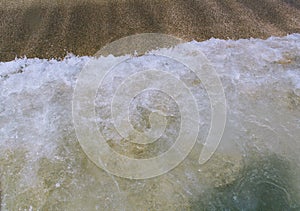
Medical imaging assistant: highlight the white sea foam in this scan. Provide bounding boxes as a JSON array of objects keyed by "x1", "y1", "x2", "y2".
[{"x1": 0, "y1": 34, "x2": 300, "y2": 210}]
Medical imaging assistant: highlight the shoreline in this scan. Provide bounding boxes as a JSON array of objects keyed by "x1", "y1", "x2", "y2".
[{"x1": 1, "y1": 0, "x2": 300, "y2": 61}]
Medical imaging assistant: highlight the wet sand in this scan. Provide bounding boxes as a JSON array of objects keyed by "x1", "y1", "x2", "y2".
[{"x1": 1, "y1": 0, "x2": 300, "y2": 61}]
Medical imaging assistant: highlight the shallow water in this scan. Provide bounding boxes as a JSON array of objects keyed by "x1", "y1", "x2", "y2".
[{"x1": 0, "y1": 34, "x2": 300, "y2": 210}]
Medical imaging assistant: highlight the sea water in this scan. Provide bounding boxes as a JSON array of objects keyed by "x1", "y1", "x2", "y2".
[{"x1": 0, "y1": 34, "x2": 300, "y2": 210}]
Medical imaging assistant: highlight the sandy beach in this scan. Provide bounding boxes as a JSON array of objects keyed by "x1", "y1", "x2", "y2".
[
  {"x1": 1, "y1": 0, "x2": 300, "y2": 61},
  {"x1": 1, "y1": 1, "x2": 300, "y2": 210}
]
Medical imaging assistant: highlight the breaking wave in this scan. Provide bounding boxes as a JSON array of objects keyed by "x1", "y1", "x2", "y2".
[{"x1": 0, "y1": 34, "x2": 300, "y2": 210}]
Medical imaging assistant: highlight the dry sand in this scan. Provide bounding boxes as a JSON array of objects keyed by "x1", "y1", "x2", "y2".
[{"x1": 1, "y1": 0, "x2": 300, "y2": 61}]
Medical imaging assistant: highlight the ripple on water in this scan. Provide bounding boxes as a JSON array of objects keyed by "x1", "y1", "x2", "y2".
[{"x1": 190, "y1": 152, "x2": 300, "y2": 210}]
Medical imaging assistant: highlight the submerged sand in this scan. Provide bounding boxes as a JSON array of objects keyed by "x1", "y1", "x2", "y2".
[
  {"x1": 1, "y1": 34, "x2": 300, "y2": 210},
  {"x1": 0, "y1": 0, "x2": 300, "y2": 60}
]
